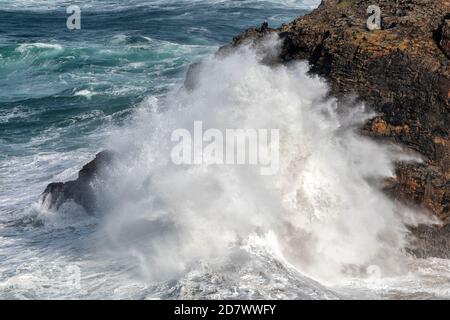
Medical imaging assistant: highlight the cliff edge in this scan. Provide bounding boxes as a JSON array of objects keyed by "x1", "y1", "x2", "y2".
[{"x1": 229, "y1": 0, "x2": 449, "y2": 224}]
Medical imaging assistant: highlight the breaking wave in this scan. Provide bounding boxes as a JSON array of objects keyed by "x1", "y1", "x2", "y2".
[{"x1": 97, "y1": 37, "x2": 427, "y2": 285}]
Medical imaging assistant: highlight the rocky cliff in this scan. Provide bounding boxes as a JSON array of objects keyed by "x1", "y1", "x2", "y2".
[
  {"x1": 229, "y1": 0, "x2": 449, "y2": 224},
  {"x1": 41, "y1": 0, "x2": 449, "y2": 257},
  {"x1": 221, "y1": 0, "x2": 450, "y2": 257}
]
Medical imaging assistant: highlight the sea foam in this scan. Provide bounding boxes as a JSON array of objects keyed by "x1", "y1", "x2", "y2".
[{"x1": 98, "y1": 37, "x2": 427, "y2": 283}]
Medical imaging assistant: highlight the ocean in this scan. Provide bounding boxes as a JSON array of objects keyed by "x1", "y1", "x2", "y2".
[{"x1": 1, "y1": 0, "x2": 449, "y2": 299}]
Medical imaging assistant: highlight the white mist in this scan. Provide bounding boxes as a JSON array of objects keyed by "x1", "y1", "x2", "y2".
[{"x1": 100, "y1": 37, "x2": 426, "y2": 284}]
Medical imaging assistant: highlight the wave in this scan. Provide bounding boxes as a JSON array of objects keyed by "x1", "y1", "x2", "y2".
[
  {"x1": 0, "y1": 38, "x2": 213, "y2": 101},
  {"x1": 82, "y1": 37, "x2": 429, "y2": 286},
  {"x1": 15, "y1": 42, "x2": 63, "y2": 53}
]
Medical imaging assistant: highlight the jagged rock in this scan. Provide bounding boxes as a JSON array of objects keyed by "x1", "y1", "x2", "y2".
[
  {"x1": 184, "y1": 61, "x2": 204, "y2": 91},
  {"x1": 227, "y1": 0, "x2": 449, "y2": 257},
  {"x1": 40, "y1": 150, "x2": 114, "y2": 214},
  {"x1": 385, "y1": 162, "x2": 449, "y2": 223},
  {"x1": 408, "y1": 224, "x2": 450, "y2": 259},
  {"x1": 219, "y1": 21, "x2": 276, "y2": 56},
  {"x1": 437, "y1": 16, "x2": 450, "y2": 59}
]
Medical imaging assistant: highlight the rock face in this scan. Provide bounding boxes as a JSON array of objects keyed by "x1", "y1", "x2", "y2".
[
  {"x1": 225, "y1": 0, "x2": 450, "y2": 256},
  {"x1": 438, "y1": 17, "x2": 450, "y2": 59},
  {"x1": 40, "y1": 150, "x2": 114, "y2": 214},
  {"x1": 42, "y1": 1, "x2": 449, "y2": 257},
  {"x1": 408, "y1": 224, "x2": 450, "y2": 258},
  {"x1": 229, "y1": 1, "x2": 449, "y2": 219}
]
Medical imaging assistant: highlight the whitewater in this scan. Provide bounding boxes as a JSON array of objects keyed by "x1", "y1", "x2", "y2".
[{"x1": 1, "y1": 0, "x2": 449, "y2": 299}]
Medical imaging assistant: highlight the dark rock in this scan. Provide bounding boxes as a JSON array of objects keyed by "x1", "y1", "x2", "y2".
[
  {"x1": 184, "y1": 61, "x2": 204, "y2": 91},
  {"x1": 385, "y1": 162, "x2": 449, "y2": 223},
  {"x1": 408, "y1": 224, "x2": 450, "y2": 259},
  {"x1": 218, "y1": 21, "x2": 277, "y2": 57},
  {"x1": 438, "y1": 17, "x2": 450, "y2": 59},
  {"x1": 259, "y1": 21, "x2": 269, "y2": 33},
  {"x1": 40, "y1": 150, "x2": 114, "y2": 214}
]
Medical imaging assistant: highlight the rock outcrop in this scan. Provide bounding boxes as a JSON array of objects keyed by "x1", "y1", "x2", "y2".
[
  {"x1": 40, "y1": 150, "x2": 114, "y2": 214},
  {"x1": 228, "y1": 0, "x2": 449, "y2": 226},
  {"x1": 224, "y1": 0, "x2": 450, "y2": 257},
  {"x1": 408, "y1": 223, "x2": 450, "y2": 258}
]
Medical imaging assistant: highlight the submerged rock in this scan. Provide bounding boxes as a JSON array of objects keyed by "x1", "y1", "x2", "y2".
[
  {"x1": 40, "y1": 150, "x2": 114, "y2": 214},
  {"x1": 184, "y1": 61, "x2": 204, "y2": 91}
]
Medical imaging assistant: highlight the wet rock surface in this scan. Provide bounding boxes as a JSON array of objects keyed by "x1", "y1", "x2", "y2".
[
  {"x1": 40, "y1": 150, "x2": 114, "y2": 214},
  {"x1": 408, "y1": 224, "x2": 450, "y2": 259}
]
